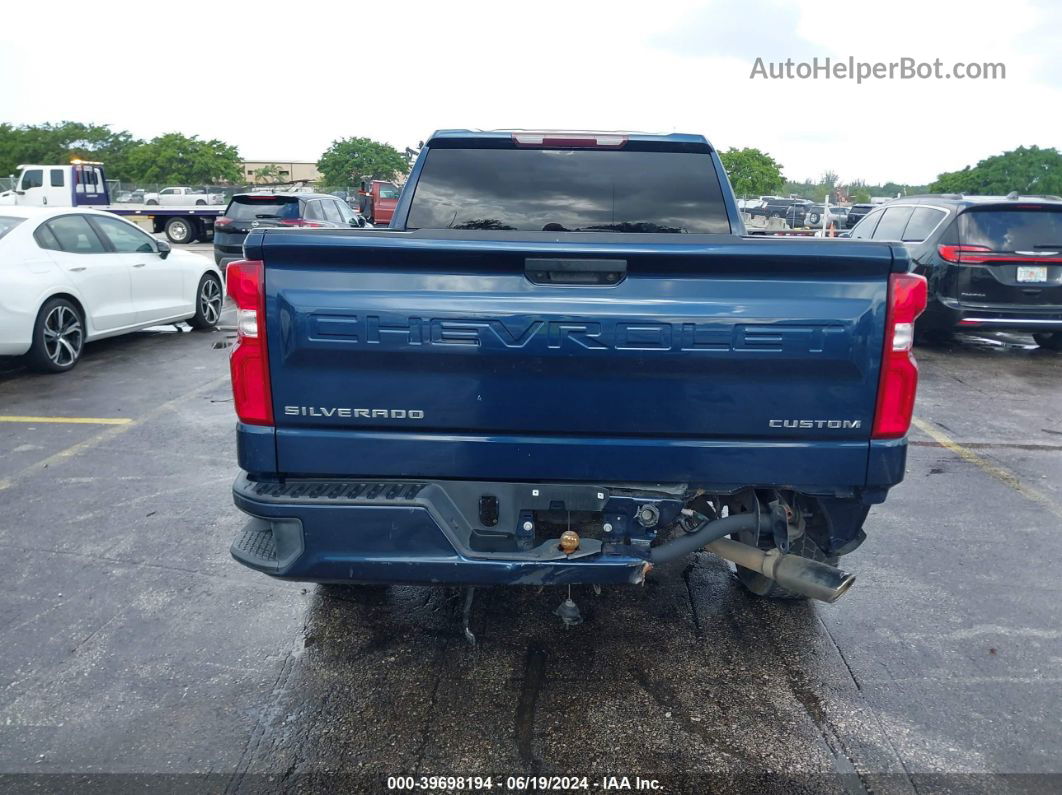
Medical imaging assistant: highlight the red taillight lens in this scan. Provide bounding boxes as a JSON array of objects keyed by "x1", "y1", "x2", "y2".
[
  {"x1": 278, "y1": 219, "x2": 323, "y2": 227},
  {"x1": 872, "y1": 272, "x2": 928, "y2": 439},
  {"x1": 215, "y1": 216, "x2": 232, "y2": 228},
  {"x1": 938, "y1": 244, "x2": 1062, "y2": 264},
  {"x1": 226, "y1": 260, "x2": 273, "y2": 426},
  {"x1": 938, "y1": 244, "x2": 990, "y2": 263}
]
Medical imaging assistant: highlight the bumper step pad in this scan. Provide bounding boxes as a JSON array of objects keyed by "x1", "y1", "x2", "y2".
[
  {"x1": 249, "y1": 479, "x2": 427, "y2": 504},
  {"x1": 233, "y1": 523, "x2": 277, "y2": 565}
]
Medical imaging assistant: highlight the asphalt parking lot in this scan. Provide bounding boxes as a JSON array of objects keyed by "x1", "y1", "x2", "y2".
[{"x1": 1, "y1": 258, "x2": 1060, "y2": 792}]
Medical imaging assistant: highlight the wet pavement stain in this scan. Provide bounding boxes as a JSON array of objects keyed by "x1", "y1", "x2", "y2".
[{"x1": 514, "y1": 643, "x2": 548, "y2": 770}]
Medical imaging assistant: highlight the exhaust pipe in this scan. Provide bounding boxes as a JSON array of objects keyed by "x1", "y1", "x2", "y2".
[
  {"x1": 647, "y1": 512, "x2": 856, "y2": 603},
  {"x1": 705, "y1": 537, "x2": 855, "y2": 603},
  {"x1": 649, "y1": 513, "x2": 764, "y2": 565}
]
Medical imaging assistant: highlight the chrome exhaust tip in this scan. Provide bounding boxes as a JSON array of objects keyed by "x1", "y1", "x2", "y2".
[
  {"x1": 773, "y1": 554, "x2": 856, "y2": 603},
  {"x1": 705, "y1": 537, "x2": 856, "y2": 603}
]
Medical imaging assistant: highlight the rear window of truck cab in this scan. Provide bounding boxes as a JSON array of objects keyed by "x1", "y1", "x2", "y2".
[{"x1": 406, "y1": 147, "x2": 730, "y2": 234}]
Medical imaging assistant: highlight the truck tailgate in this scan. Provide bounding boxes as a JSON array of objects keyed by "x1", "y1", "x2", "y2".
[{"x1": 256, "y1": 231, "x2": 898, "y2": 487}]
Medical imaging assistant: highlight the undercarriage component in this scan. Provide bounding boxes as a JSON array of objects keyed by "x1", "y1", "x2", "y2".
[
  {"x1": 636, "y1": 503, "x2": 661, "y2": 528},
  {"x1": 648, "y1": 513, "x2": 765, "y2": 565},
  {"x1": 554, "y1": 594, "x2": 583, "y2": 627},
  {"x1": 645, "y1": 509, "x2": 856, "y2": 603}
]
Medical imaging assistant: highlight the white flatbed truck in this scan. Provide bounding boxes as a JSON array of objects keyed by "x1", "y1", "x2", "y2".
[{"x1": 0, "y1": 161, "x2": 225, "y2": 244}]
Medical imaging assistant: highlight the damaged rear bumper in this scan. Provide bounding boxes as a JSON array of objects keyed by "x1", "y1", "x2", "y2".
[{"x1": 230, "y1": 473, "x2": 674, "y2": 585}]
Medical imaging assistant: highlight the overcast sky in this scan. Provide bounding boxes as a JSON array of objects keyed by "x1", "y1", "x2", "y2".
[{"x1": 2, "y1": 0, "x2": 1058, "y2": 185}]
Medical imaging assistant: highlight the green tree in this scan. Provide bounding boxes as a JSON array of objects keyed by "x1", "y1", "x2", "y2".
[
  {"x1": 850, "y1": 188, "x2": 872, "y2": 204},
  {"x1": 718, "y1": 147, "x2": 784, "y2": 198},
  {"x1": 124, "y1": 132, "x2": 242, "y2": 184},
  {"x1": 929, "y1": 168, "x2": 972, "y2": 193},
  {"x1": 0, "y1": 121, "x2": 142, "y2": 179},
  {"x1": 317, "y1": 137, "x2": 407, "y2": 186},
  {"x1": 930, "y1": 146, "x2": 1062, "y2": 195}
]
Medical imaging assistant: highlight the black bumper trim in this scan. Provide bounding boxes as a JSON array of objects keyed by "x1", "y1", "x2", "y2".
[{"x1": 246, "y1": 477, "x2": 428, "y2": 504}]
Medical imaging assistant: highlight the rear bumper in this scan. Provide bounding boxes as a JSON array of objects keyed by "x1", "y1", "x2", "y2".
[
  {"x1": 213, "y1": 242, "x2": 245, "y2": 269},
  {"x1": 0, "y1": 337, "x2": 31, "y2": 356},
  {"x1": 213, "y1": 233, "x2": 246, "y2": 264},
  {"x1": 230, "y1": 473, "x2": 658, "y2": 585},
  {"x1": 931, "y1": 297, "x2": 1062, "y2": 332},
  {"x1": 229, "y1": 443, "x2": 903, "y2": 585},
  {"x1": 0, "y1": 300, "x2": 33, "y2": 355}
]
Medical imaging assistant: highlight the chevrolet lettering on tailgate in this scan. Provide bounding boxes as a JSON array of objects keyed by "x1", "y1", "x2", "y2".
[{"x1": 311, "y1": 314, "x2": 849, "y2": 354}]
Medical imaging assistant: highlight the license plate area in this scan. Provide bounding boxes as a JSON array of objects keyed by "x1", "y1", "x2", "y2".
[
  {"x1": 459, "y1": 483, "x2": 685, "y2": 558},
  {"x1": 1017, "y1": 265, "x2": 1048, "y2": 283}
]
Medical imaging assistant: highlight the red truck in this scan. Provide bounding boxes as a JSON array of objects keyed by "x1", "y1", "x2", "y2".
[{"x1": 357, "y1": 180, "x2": 402, "y2": 226}]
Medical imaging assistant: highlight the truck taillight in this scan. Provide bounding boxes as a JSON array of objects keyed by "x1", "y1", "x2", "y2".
[
  {"x1": 872, "y1": 272, "x2": 927, "y2": 439},
  {"x1": 226, "y1": 260, "x2": 273, "y2": 426}
]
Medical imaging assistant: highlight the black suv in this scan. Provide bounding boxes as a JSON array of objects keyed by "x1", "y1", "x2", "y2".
[
  {"x1": 849, "y1": 195, "x2": 1062, "y2": 348},
  {"x1": 845, "y1": 203, "x2": 876, "y2": 228},
  {"x1": 213, "y1": 192, "x2": 366, "y2": 270},
  {"x1": 749, "y1": 197, "x2": 811, "y2": 222}
]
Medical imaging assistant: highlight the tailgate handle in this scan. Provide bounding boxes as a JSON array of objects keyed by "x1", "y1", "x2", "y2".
[{"x1": 525, "y1": 258, "x2": 627, "y2": 286}]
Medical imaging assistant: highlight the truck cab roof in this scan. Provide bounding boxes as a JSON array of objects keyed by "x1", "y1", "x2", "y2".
[{"x1": 426, "y1": 129, "x2": 716, "y2": 150}]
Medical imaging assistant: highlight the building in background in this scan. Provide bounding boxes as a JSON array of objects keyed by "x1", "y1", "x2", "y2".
[{"x1": 241, "y1": 160, "x2": 322, "y2": 185}]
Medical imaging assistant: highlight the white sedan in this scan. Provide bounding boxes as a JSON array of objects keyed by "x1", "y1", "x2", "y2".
[{"x1": 0, "y1": 207, "x2": 223, "y2": 373}]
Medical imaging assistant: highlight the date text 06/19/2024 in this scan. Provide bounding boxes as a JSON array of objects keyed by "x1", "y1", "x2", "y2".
[{"x1": 385, "y1": 775, "x2": 663, "y2": 791}]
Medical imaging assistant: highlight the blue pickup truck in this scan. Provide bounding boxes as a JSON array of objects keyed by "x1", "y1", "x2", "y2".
[{"x1": 225, "y1": 130, "x2": 926, "y2": 615}]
